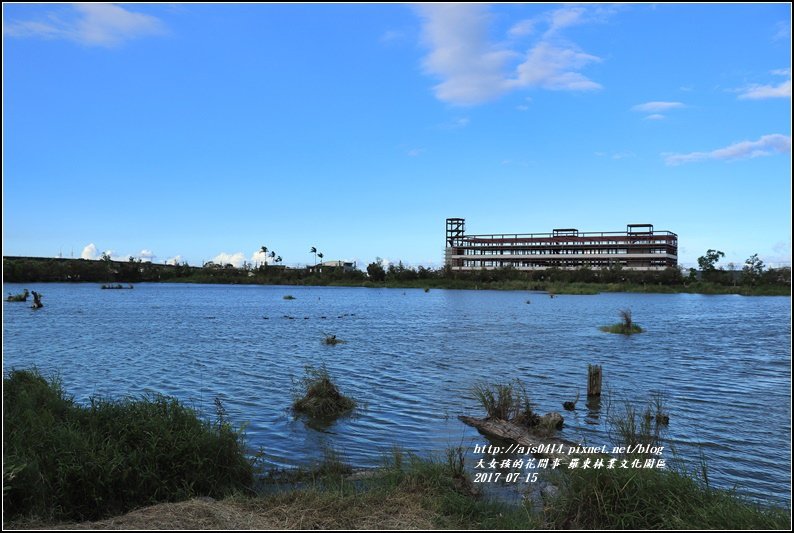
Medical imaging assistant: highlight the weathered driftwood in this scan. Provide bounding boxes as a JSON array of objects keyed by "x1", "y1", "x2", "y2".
[
  {"x1": 31, "y1": 291, "x2": 43, "y2": 309},
  {"x1": 459, "y1": 415, "x2": 576, "y2": 463},
  {"x1": 6, "y1": 289, "x2": 29, "y2": 302},
  {"x1": 587, "y1": 365, "x2": 601, "y2": 397}
]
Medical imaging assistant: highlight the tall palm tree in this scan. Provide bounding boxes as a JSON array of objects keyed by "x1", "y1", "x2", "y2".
[
  {"x1": 317, "y1": 252, "x2": 324, "y2": 266},
  {"x1": 260, "y1": 246, "x2": 268, "y2": 269},
  {"x1": 310, "y1": 246, "x2": 317, "y2": 267},
  {"x1": 276, "y1": 255, "x2": 282, "y2": 265}
]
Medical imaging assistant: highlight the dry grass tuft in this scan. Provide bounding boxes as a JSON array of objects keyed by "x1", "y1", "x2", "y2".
[{"x1": 48, "y1": 491, "x2": 435, "y2": 530}]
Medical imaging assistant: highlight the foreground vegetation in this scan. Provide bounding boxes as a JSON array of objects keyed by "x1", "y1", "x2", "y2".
[
  {"x1": 4, "y1": 255, "x2": 789, "y2": 296},
  {"x1": 544, "y1": 462, "x2": 789, "y2": 529},
  {"x1": 3, "y1": 369, "x2": 254, "y2": 523},
  {"x1": 3, "y1": 370, "x2": 789, "y2": 529}
]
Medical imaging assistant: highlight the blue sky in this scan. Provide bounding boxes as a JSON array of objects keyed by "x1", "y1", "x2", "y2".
[{"x1": 3, "y1": 3, "x2": 791, "y2": 269}]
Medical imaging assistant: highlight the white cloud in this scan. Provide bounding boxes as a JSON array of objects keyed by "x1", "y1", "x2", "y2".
[
  {"x1": 5, "y1": 4, "x2": 165, "y2": 47},
  {"x1": 772, "y1": 241, "x2": 791, "y2": 256},
  {"x1": 511, "y1": 42, "x2": 601, "y2": 91},
  {"x1": 81, "y1": 243, "x2": 99, "y2": 260},
  {"x1": 737, "y1": 80, "x2": 791, "y2": 100},
  {"x1": 546, "y1": 7, "x2": 586, "y2": 35},
  {"x1": 416, "y1": 4, "x2": 601, "y2": 105},
  {"x1": 380, "y1": 29, "x2": 407, "y2": 45},
  {"x1": 665, "y1": 134, "x2": 791, "y2": 166},
  {"x1": 508, "y1": 19, "x2": 535, "y2": 38},
  {"x1": 773, "y1": 20, "x2": 790, "y2": 42},
  {"x1": 213, "y1": 252, "x2": 246, "y2": 268},
  {"x1": 417, "y1": 4, "x2": 516, "y2": 105},
  {"x1": 611, "y1": 152, "x2": 634, "y2": 160},
  {"x1": 735, "y1": 68, "x2": 791, "y2": 100},
  {"x1": 439, "y1": 117, "x2": 470, "y2": 129},
  {"x1": 631, "y1": 101, "x2": 685, "y2": 113},
  {"x1": 166, "y1": 255, "x2": 182, "y2": 266},
  {"x1": 644, "y1": 114, "x2": 666, "y2": 120},
  {"x1": 595, "y1": 151, "x2": 634, "y2": 160},
  {"x1": 764, "y1": 241, "x2": 792, "y2": 267},
  {"x1": 139, "y1": 249, "x2": 156, "y2": 262}
]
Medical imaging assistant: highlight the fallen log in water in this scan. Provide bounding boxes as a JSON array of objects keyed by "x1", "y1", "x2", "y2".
[{"x1": 459, "y1": 415, "x2": 583, "y2": 464}]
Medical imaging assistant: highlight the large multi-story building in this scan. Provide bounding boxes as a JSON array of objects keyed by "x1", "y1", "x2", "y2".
[{"x1": 444, "y1": 218, "x2": 677, "y2": 271}]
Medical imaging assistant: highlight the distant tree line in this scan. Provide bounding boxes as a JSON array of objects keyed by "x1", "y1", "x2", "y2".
[
  {"x1": 4, "y1": 251, "x2": 790, "y2": 290},
  {"x1": 365, "y1": 253, "x2": 789, "y2": 288},
  {"x1": 2, "y1": 257, "x2": 196, "y2": 283}
]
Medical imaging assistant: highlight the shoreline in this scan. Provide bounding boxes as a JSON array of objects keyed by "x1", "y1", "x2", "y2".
[{"x1": 4, "y1": 277, "x2": 790, "y2": 296}]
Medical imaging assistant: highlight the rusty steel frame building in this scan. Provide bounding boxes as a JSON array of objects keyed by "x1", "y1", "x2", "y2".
[{"x1": 444, "y1": 218, "x2": 678, "y2": 271}]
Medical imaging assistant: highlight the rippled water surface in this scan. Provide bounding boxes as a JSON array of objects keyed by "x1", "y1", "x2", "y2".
[{"x1": 2, "y1": 283, "x2": 791, "y2": 505}]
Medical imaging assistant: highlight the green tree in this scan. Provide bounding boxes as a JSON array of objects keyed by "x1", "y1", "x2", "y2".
[
  {"x1": 259, "y1": 246, "x2": 268, "y2": 270},
  {"x1": 310, "y1": 246, "x2": 317, "y2": 266},
  {"x1": 741, "y1": 253, "x2": 765, "y2": 285},
  {"x1": 697, "y1": 249, "x2": 724, "y2": 282},
  {"x1": 367, "y1": 260, "x2": 386, "y2": 282},
  {"x1": 367, "y1": 263, "x2": 386, "y2": 281},
  {"x1": 697, "y1": 249, "x2": 725, "y2": 271}
]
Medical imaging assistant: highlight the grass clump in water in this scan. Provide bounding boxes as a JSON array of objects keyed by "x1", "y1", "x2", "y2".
[
  {"x1": 291, "y1": 364, "x2": 356, "y2": 420},
  {"x1": 600, "y1": 308, "x2": 644, "y2": 335},
  {"x1": 471, "y1": 379, "x2": 540, "y2": 427},
  {"x1": 322, "y1": 333, "x2": 346, "y2": 345},
  {"x1": 282, "y1": 294, "x2": 296, "y2": 300},
  {"x1": 607, "y1": 396, "x2": 664, "y2": 452},
  {"x1": 2, "y1": 368, "x2": 255, "y2": 523}
]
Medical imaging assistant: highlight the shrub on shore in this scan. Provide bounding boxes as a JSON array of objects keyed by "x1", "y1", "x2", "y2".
[{"x1": 2, "y1": 369, "x2": 254, "y2": 522}]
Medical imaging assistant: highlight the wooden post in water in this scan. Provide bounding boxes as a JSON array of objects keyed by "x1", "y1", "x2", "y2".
[{"x1": 587, "y1": 364, "x2": 602, "y2": 397}]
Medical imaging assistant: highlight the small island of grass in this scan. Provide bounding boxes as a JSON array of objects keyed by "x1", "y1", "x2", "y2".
[
  {"x1": 600, "y1": 309, "x2": 644, "y2": 335},
  {"x1": 292, "y1": 364, "x2": 355, "y2": 420}
]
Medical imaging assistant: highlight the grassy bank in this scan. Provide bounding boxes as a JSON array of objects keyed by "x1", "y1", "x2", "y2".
[
  {"x1": 14, "y1": 448, "x2": 790, "y2": 530},
  {"x1": 544, "y1": 463, "x2": 789, "y2": 529},
  {"x1": 3, "y1": 369, "x2": 254, "y2": 523}
]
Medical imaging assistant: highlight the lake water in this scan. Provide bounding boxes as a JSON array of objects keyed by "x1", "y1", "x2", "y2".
[{"x1": 2, "y1": 283, "x2": 791, "y2": 506}]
